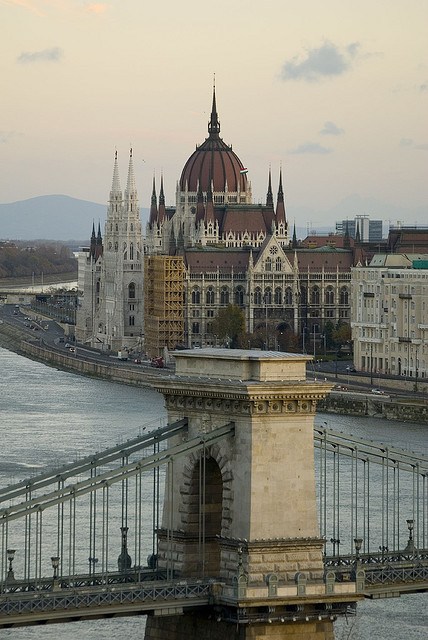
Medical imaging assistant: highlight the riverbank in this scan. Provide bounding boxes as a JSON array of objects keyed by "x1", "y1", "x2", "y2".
[{"x1": 1, "y1": 320, "x2": 427, "y2": 424}]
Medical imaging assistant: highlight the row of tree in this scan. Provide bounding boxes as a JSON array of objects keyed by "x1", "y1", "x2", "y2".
[
  {"x1": 0, "y1": 243, "x2": 77, "y2": 279},
  {"x1": 213, "y1": 305, "x2": 352, "y2": 353}
]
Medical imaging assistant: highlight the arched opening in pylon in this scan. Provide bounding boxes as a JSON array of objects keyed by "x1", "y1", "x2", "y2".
[{"x1": 186, "y1": 455, "x2": 223, "y2": 576}]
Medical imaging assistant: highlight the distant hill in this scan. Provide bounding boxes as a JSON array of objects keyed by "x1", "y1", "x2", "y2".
[{"x1": 0, "y1": 195, "x2": 150, "y2": 243}]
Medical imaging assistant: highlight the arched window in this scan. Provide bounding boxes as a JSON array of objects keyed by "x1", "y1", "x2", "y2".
[
  {"x1": 129, "y1": 243, "x2": 134, "y2": 260},
  {"x1": 325, "y1": 287, "x2": 334, "y2": 305},
  {"x1": 340, "y1": 287, "x2": 349, "y2": 305},
  {"x1": 220, "y1": 287, "x2": 229, "y2": 305},
  {"x1": 235, "y1": 286, "x2": 244, "y2": 306},
  {"x1": 129, "y1": 315, "x2": 135, "y2": 326},
  {"x1": 265, "y1": 257, "x2": 272, "y2": 272},
  {"x1": 311, "y1": 286, "x2": 320, "y2": 305},
  {"x1": 300, "y1": 286, "x2": 307, "y2": 304},
  {"x1": 275, "y1": 257, "x2": 282, "y2": 272},
  {"x1": 285, "y1": 287, "x2": 292, "y2": 305},
  {"x1": 128, "y1": 282, "x2": 135, "y2": 299},
  {"x1": 274, "y1": 287, "x2": 282, "y2": 305},
  {"x1": 206, "y1": 287, "x2": 215, "y2": 305},
  {"x1": 264, "y1": 288, "x2": 272, "y2": 305},
  {"x1": 192, "y1": 288, "x2": 200, "y2": 304},
  {"x1": 254, "y1": 287, "x2": 262, "y2": 305}
]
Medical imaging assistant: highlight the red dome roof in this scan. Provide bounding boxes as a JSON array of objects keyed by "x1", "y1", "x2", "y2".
[{"x1": 179, "y1": 90, "x2": 248, "y2": 194}]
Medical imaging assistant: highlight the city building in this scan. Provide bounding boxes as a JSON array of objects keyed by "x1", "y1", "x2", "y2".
[
  {"x1": 336, "y1": 215, "x2": 383, "y2": 242},
  {"x1": 351, "y1": 254, "x2": 428, "y2": 380},
  {"x1": 76, "y1": 150, "x2": 144, "y2": 351},
  {"x1": 76, "y1": 89, "x2": 359, "y2": 355}
]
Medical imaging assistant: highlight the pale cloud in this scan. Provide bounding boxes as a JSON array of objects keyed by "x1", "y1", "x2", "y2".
[
  {"x1": 17, "y1": 47, "x2": 63, "y2": 63},
  {"x1": 288, "y1": 142, "x2": 332, "y2": 155},
  {"x1": 281, "y1": 41, "x2": 361, "y2": 82},
  {"x1": 2, "y1": 0, "x2": 44, "y2": 15},
  {"x1": 84, "y1": 3, "x2": 108, "y2": 14},
  {"x1": 399, "y1": 138, "x2": 428, "y2": 151},
  {"x1": 320, "y1": 121, "x2": 344, "y2": 136},
  {"x1": 3, "y1": 0, "x2": 109, "y2": 16},
  {"x1": 0, "y1": 131, "x2": 18, "y2": 143}
]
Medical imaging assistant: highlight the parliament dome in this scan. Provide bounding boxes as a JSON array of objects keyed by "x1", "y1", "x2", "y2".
[{"x1": 179, "y1": 89, "x2": 248, "y2": 195}]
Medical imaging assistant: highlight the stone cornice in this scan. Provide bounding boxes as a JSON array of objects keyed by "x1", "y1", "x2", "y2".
[{"x1": 159, "y1": 382, "x2": 331, "y2": 415}]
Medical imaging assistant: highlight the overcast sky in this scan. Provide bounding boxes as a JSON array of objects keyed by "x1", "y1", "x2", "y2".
[{"x1": 1, "y1": 0, "x2": 427, "y2": 228}]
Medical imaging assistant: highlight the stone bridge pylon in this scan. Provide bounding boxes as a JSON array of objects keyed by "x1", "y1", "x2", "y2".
[{"x1": 145, "y1": 349, "x2": 359, "y2": 639}]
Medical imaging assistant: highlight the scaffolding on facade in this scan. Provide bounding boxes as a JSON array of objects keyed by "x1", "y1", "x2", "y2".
[{"x1": 144, "y1": 255, "x2": 185, "y2": 358}]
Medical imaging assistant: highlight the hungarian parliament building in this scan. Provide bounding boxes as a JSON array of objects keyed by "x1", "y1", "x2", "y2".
[{"x1": 76, "y1": 88, "x2": 427, "y2": 366}]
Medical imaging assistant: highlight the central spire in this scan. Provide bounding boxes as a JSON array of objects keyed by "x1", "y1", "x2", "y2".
[{"x1": 208, "y1": 77, "x2": 220, "y2": 137}]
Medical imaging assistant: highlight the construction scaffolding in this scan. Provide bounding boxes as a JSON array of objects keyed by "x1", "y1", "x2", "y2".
[{"x1": 144, "y1": 255, "x2": 185, "y2": 358}]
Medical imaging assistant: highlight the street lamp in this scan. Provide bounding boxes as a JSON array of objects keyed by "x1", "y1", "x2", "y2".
[
  {"x1": 404, "y1": 518, "x2": 415, "y2": 554},
  {"x1": 118, "y1": 526, "x2": 132, "y2": 572},
  {"x1": 51, "y1": 556, "x2": 60, "y2": 580},
  {"x1": 354, "y1": 537, "x2": 363, "y2": 559},
  {"x1": 330, "y1": 537, "x2": 340, "y2": 556},
  {"x1": 6, "y1": 549, "x2": 16, "y2": 582}
]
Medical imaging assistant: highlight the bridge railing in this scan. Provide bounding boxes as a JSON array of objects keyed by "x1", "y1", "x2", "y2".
[{"x1": 315, "y1": 424, "x2": 428, "y2": 560}]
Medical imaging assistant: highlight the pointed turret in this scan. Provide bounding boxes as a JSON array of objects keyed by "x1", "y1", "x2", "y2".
[
  {"x1": 95, "y1": 221, "x2": 103, "y2": 259},
  {"x1": 90, "y1": 221, "x2": 96, "y2": 258},
  {"x1": 125, "y1": 147, "x2": 138, "y2": 213},
  {"x1": 158, "y1": 174, "x2": 166, "y2": 223},
  {"x1": 195, "y1": 181, "x2": 205, "y2": 224},
  {"x1": 149, "y1": 175, "x2": 158, "y2": 226},
  {"x1": 110, "y1": 150, "x2": 122, "y2": 201},
  {"x1": 266, "y1": 167, "x2": 274, "y2": 208},
  {"x1": 355, "y1": 220, "x2": 361, "y2": 244},
  {"x1": 204, "y1": 178, "x2": 215, "y2": 224},
  {"x1": 275, "y1": 167, "x2": 286, "y2": 225},
  {"x1": 207, "y1": 80, "x2": 220, "y2": 138},
  {"x1": 292, "y1": 222, "x2": 298, "y2": 249}
]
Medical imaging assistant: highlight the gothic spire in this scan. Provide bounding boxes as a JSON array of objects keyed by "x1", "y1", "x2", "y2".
[
  {"x1": 355, "y1": 220, "x2": 361, "y2": 244},
  {"x1": 110, "y1": 149, "x2": 122, "y2": 199},
  {"x1": 149, "y1": 175, "x2": 158, "y2": 226},
  {"x1": 275, "y1": 167, "x2": 286, "y2": 225},
  {"x1": 196, "y1": 181, "x2": 205, "y2": 224},
  {"x1": 208, "y1": 78, "x2": 220, "y2": 138},
  {"x1": 292, "y1": 221, "x2": 298, "y2": 249},
  {"x1": 158, "y1": 173, "x2": 166, "y2": 223},
  {"x1": 125, "y1": 147, "x2": 137, "y2": 199},
  {"x1": 96, "y1": 221, "x2": 103, "y2": 259},
  {"x1": 266, "y1": 167, "x2": 274, "y2": 208},
  {"x1": 90, "y1": 221, "x2": 96, "y2": 258},
  {"x1": 204, "y1": 175, "x2": 215, "y2": 224}
]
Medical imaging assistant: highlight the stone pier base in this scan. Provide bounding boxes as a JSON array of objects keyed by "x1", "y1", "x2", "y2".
[{"x1": 145, "y1": 612, "x2": 335, "y2": 640}]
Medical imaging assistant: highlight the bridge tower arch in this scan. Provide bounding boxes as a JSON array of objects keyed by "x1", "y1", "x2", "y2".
[{"x1": 146, "y1": 348, "x2": 358, "y2": 640}]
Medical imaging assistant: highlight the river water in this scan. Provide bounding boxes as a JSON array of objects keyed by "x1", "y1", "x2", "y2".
[{"x1": 0, "y1": 347, "x2": 426, "y2": 639}]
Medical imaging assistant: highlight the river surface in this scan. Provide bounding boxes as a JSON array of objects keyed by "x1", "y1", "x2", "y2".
[{"x1": 0, "y1": 347, "x2": 426, "y2": 639}]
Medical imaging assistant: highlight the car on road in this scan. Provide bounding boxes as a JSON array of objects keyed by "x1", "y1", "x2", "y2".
[{"x1": 371, "y1": 388, "x2": 385, "y2": 395}]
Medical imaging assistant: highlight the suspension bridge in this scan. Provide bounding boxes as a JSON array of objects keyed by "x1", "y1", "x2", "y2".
[{"x1": 1, "y1": 349, "x2": 427, "y2": 639}]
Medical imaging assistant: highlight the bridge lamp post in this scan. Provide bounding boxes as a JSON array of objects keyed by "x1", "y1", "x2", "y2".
[
  {"x1": 354, "y1": 537, "x2": 363, "y2": 559},
  {"x1": 51, "y1": 556, "x2": 60, "y2": 580},
  {"x1": 6, "y1": 549, "x2": 16, "y2": 582},
  {"x1": 404, "y1": 518, "x2": 415, "y2": 554},
  {"x1": 330, "y1": 537, "x2": 340, "y2": 556}
]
